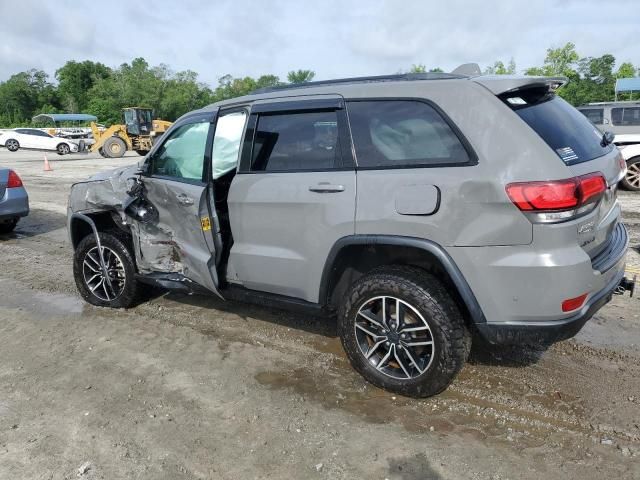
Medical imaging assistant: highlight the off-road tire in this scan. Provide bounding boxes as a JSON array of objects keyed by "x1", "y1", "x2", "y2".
[
  {"x1": 620, "y1": 157, "x2": 640, "y2": 191},
  {"x1": 338, "y1": 265, "x2": 471, "y2": 398},
  {"x1": 98, "y1": 147, "x2": 107, "y2": 158},
  {"x1": 56, "y1": 143, "x2": 71, "y2": 155},
  {"x1": 135, "y1": 150, "x2": 148, "y2": 156},
  {"x1": 73, "y1": 231, "x2": 141, "y2": 308},
  {"x1": 0, "y1": 218, "x2": 18, "y2": 233},
  {"x1": 5, "y1": 139, "x2": 19, "y2": 152},
  {"x1": 102, "y1": 137, "x2": 127, "y2": 158}
]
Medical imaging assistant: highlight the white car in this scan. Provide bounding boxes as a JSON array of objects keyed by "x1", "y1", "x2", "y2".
[
  {"x1": 615, "y1": 134, "x2": 640, "y2": 191},
  {"x1": 0, "y1": 128, "x2": 79, "y2": 155}
]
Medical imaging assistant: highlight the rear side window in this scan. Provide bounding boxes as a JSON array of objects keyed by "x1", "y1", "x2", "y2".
[
  {"x1": 611, "y1": 107, "x2": 640, "y2": 126},
  {"x1": 503, "y1": 90, "x2": 612, "y2": 165},
  {"x1": 578, "y1": 108, "x2": 604, "y2": 125},
  {"x1": 347, "y1": 101, "x2": 471, "y2": 168},
  {"x1": 250, "y1": 111, "x2": 341, "y2": 172}
]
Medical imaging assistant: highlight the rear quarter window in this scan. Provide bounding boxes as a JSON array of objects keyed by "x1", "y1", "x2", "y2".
[
  {"x1": 346, "y1": 100, "x2": 472, "y2": 168},
  {"x1": 503, "y1": 90, "x2": 612, "y2": 165}
]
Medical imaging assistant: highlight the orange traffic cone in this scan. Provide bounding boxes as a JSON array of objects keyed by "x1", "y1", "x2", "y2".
[{"x1": 43, "y1": 153, "x2": 53, "y2": 172}]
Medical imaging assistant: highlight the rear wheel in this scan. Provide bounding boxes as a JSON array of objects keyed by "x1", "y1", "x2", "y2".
[
  {"x1": 56, "y1": 143, "x2": 71, "y2": 155},
  {"x1": 5, "y1": 139, "x2": 19, "y2": 152},
  {"x1": 73, "y1": 231, "x2": 140, "y2": 308},
  {"x1": 621, "y1": 157, "x2": 640, "y2": 191},
  {"x1": 135, "y1": 150, "x2": 148, "y2": 156},
  {"x1": 102, "y1": 137, "x2": 127, "y2": 158},
  {"x1": 0, "y1": 218, "x2": 18, "y2": 233},
  {"x1": 338, "y1": 266, "x2": 471, "y2": 398}
]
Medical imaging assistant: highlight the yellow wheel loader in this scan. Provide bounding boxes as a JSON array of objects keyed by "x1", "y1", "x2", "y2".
[{"x1": 90, "y1": 107, "x2": 172, "y2": 158}]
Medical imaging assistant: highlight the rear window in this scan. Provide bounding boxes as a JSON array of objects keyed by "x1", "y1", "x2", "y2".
[
  {"x1": 503, "y1": 89, "x2": 612, "y2": 165},
  {"x1": 578, "y1": 108, "x2": 604, "y2": 125}
]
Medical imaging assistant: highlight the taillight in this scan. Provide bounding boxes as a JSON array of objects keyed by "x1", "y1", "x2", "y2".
[
  {"x1": 506, "y1": 173, "x2": 606, "y2": 223},
  {"x1": 6, "y1": 170, "x2": 23, "y2": 188},
  {"x1": 579, "y1": 173, "x2": 607, "y2": 204}
]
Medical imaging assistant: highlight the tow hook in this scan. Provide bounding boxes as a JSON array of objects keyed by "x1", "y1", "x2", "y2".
[{"x1": 615, "y1": 275, "x2": 636, "y2": 297}]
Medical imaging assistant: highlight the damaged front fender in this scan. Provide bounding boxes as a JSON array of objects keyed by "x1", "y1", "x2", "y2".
[{"x1": 67, "y1": 164, "x2": 185, "y2": 275}]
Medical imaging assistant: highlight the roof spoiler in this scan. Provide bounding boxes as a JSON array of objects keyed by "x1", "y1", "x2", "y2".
[{"x1": 473, "y1": 76, "x2": 568, "y2": 95}]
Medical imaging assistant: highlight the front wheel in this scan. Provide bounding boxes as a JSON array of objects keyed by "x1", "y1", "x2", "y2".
[
  {"x1": 57, "y1": 143, "x2": 71, "y2": 155},
  {"x1": 621, "y1": 157, "x2": 640, "y2": 191},
  {"x1": 73, "y1": 231, "x2": 141, "y2": 308},
  {"x1": 338, "y1": 266, "x2": 470, "y2": 398},
  {"x1": 102, "y1": 137, "x2": 127, "y2": 158}
]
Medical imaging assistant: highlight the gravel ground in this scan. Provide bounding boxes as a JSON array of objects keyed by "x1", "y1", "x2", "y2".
[{"x1": 0, "y1": 149, "x2": 638, "y2": 479}]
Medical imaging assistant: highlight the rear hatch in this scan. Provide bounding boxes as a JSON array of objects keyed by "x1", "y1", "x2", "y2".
[{"x1": 478, "y1": 77, "x2": 624, "y2": 260}]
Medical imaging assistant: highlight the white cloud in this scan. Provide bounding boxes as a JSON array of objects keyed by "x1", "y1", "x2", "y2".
[{"x1": 0, "y1": 0, "x2": 638, "y2": 85}]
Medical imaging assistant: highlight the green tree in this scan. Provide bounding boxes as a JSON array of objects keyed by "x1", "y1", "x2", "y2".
[
  {"x1": 86, "y1": 57, "x2": 213, "y2": 124},
  {"x1": 55, "y1": 60, "x2": 111, "y2": 113},
  {"x1": 159, "y1": 70, "x2": 213, "y2": 121},
  {"x1": 407, "y1": 65, "x2": 443, "y2": 74},
  {"x1": 485, "y1": 58, "x2": 516, "y2": 75},
  {"x1": 0, "y1": 69, "x2": 60, "y2": 126},
  {"x1": 525, "y1": 42, "x2": 579, "y2": 77},
  {"x1": 615, "y1": 62, "x2": 636, "y2": 78},
  {"x1": 287, "y1": 69, "x2": 315, "y2": 84}
]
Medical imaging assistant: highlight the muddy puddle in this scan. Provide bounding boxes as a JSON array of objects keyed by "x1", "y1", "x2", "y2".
[{"x1": 0, "y1": 277, "x2": 85, "y2": 316}]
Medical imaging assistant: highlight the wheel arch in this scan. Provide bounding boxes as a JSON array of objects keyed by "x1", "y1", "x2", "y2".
[
  {"x1": 69, "y1": 210, "x2": 132, "y2": 250},
  {"x1": 319, "y1": 235, "x2": 486, "y2": 326}
]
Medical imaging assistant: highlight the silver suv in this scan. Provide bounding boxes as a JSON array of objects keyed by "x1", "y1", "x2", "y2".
[{"x1": 68, "y1": 72, "x2": 632, "y2": 397}]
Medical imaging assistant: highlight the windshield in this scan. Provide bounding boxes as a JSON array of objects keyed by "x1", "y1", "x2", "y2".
[{"x1": 502, "y1": 90, "x2": 613, "y2": 165}]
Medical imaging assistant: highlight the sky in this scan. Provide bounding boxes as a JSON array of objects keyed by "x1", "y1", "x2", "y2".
[{"x1": 1, "y1": 0, "x2": 639, "y2": 86}]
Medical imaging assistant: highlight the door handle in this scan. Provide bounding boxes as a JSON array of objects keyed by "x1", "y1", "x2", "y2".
[
  {"x1": 308, "y1": 183, "x2": 345, "y2": 193},
  {"x1": 176, "y1": 193, "x2": 194, "y2": 205}
]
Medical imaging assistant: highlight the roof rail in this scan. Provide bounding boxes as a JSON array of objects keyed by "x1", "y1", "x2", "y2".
[{"x1": 250, "y1": 72, "x2": 465, "y2": 94}]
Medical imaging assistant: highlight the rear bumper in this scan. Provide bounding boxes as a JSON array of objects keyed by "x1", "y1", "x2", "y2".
[
  {"x1": 0, "y1": 186, "x2": 29, "y2": 220},
  {"x1": 475, "y1": 267, "x2": 624, "y2": 345}
]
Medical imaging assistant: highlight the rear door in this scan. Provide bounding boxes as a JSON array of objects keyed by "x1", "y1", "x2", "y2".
[
  {"x1": 15, "y1": 130, "x2": 36, "y2": 149},
  {"x1": 32, "y1": 129, "x2": 57, "y2": 150},
  {"x1": 140, "y1": 110, "x2": 223, "y2": 295},
  {"x1": 227, "y1": 96, "x2": 356, "y2": 302}
]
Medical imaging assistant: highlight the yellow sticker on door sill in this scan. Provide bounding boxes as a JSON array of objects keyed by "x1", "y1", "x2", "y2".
[{"x1": 201, "y1": 217, "x2": 211, "y2": 231}]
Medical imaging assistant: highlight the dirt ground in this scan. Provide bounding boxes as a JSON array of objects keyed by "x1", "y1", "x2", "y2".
[{"x1": 0, "y1": 149, "x2": 638, "y2": 480}]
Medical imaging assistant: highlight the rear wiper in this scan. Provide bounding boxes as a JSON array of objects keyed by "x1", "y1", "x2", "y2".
[{"x1": 601, "y1": 131, "x2": 615, "y2": 147}]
